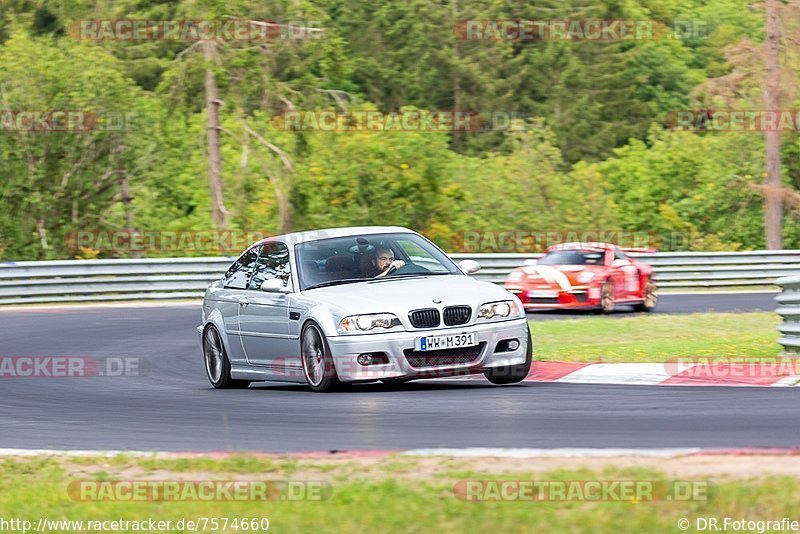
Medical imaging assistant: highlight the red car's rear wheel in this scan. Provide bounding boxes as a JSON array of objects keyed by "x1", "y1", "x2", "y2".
[{"x1": 633, "y1": 281, "x2": 657, "y2": 312}]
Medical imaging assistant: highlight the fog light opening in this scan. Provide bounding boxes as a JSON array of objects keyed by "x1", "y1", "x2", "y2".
[
  {"x1": 357, "y1": 352, "x2": 389, "y2": 366},
  {"x1": 494, "y1": 338, "x2": 521, "y2": 353}
]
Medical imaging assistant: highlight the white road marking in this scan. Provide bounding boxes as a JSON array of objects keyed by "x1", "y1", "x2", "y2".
[
  {"x1": 554, "y1": 363, "x2": 670, "y2": 385},
  {"x1": 403, "y1": 448, "x2": 702, "y2": 458}
]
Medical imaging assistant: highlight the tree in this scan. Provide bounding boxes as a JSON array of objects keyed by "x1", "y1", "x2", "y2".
[
  {"x1": 764, "y1": 0, "x2": 782, "y2": 248},
  {"x1": 0, "y1": 30, "x2": 158, "y2": 259}
]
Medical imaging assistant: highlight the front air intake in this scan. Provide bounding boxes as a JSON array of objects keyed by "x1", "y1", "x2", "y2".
[
  {"x1": 443, "y1": 306, "x2": 471, "y2": 326},
  {"x1": 409, "y1": 309, "x2": 440, "y2": 328}
]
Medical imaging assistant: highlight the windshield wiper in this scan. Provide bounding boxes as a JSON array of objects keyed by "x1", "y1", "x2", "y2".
[
  {"x1": 367, "y1": 272, "x2": 455, "y2": 283},
  {"x1": 304, "y1": 278, "x2": 366, "y2": 290}
]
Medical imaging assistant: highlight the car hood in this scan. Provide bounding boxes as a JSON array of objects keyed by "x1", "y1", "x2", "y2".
[{"x1": 303, "y1": 275, "x2": 515, "y2": 315}]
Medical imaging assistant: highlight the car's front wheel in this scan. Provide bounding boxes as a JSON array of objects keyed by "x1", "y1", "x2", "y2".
[
  {"x1": 203, "y1": 325, "x2": 250, "y2": 389},
  {"x1": 484, "y1": 329, "x2": 533, "y2": 385},
  {"x1": 301, "y1": 322, "x2": 341, "y2": 392}
]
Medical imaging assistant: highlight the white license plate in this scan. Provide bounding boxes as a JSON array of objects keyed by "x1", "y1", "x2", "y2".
[
  {"x1": 528, "y1": 290, "x2": 558, "y2": 298},
  {"x1": 416, "y1": 333, "x2": 477, "y2": 351}
]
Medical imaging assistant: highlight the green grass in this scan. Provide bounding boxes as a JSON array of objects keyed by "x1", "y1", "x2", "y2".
[
  {"x1": 0, "y1": 456, "x2": 798, "y2": 533},
  {"x1": 530, "y1": 312, "x2": 782, "y2": 362}
]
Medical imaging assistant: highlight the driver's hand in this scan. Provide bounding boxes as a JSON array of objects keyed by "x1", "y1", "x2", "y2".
[{"x1": 375, "y1": 259, "x2": 406, "y2": 277}]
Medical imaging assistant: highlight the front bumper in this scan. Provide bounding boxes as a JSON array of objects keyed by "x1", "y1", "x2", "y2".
[
  {"x1": 506, "y1": 286, "x2": 601, "y2": 310},
  {"x1": 326, "y1": 317, "x2": 530, "y2": 382}
]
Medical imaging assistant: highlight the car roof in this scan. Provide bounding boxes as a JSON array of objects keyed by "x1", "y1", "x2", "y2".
[{"x1": 253, "y1": 226, "x2": 415, "y2": 247}]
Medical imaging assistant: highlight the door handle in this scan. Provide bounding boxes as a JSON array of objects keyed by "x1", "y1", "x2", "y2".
[{"x1": 238, "y1": 297, "x2": 249, "y2": 307}]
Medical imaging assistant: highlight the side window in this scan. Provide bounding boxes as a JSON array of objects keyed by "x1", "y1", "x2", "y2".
[
  {"x1": 396, "y1": 239, "x2": 448, "y2": 272},
  {"x1": 614, "y1": 250, "x2": 629, "y2": 262},
  {"x1": 247, "y1": 242, "x2": 291, "y2": 290},
  {"x1": 224, "y1": 247, "x2": 260, "y2": 289}
]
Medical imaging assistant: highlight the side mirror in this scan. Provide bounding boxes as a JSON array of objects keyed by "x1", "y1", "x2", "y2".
[
  {"x1": 611, "y1": 259, "x2": 631, "y2": 268},
  {"x1": 459, "y1": 259, "x2": 481, "y2": 274},
  {"x1": 261, "y1": 278, "x2": 291, "y2": 293}
]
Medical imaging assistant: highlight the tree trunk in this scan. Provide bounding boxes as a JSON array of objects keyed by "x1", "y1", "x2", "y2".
[
  {"x1": 120, "y1": 171, "x2": 133, "y2": 230},
  {"x1": 764, "y1": 0, "x2": 782, "y2": 249},
  {"x1": 275, "y1": 183, "x2": 293, "y2": 234},
  {"x1": 451, "y1": 0, "x2": 463, "y2": 152},
  {"x1": 118, "y1": 168, "x2": 141, "y2": 258},
  {"x1": 204, "y1": 40, "x2": 227, "y2": 229}
]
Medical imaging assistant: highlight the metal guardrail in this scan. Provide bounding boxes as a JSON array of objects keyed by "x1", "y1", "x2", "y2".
[
  {"x1": 0, "y1": 258, "x2": 234, "y2": 305},
  {"x1": 1, "y1": 250, "x2": 799, "y2": 305},
  {"x1": 776, "y1": 275, "x2": 800, "y2": 356}
]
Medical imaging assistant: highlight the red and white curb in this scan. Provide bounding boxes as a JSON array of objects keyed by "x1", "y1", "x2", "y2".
[{"x1": 439, "y1": 361, "x2": 800, "y2": 387}]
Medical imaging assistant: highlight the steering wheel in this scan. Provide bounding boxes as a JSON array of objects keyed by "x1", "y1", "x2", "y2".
[
  {"x1": 386, "y1": 263, "x2": 431, "y2": 276},
  {"x1": 385, "y1": 264, "x2": 398, "y2": 276}
]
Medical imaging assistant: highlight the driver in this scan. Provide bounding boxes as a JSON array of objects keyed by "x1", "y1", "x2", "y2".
[
  {"x1": 374, "y1": 247, "x2": 405, "y2": 277},
  {"x1": 361, "y1": 246, "x2": 405, "y2": 278}
]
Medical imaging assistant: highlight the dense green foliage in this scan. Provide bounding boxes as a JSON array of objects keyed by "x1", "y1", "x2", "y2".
[{"x1": 0, "y1": 0, "x2": 798, "y2": 259}]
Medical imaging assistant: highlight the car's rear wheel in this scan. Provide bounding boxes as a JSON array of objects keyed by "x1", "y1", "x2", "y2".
[
  {"x1": 301, "y1": 322, "x2": 341, "y2": 392},
  {"x1": 203, "y1": 325, "x2": 250, "y2": 389},
  {"x1": 633, "y1": 281, "x2": 657, "y2": 312},
  {"x1": 484, "y1": 329, "x2": 532, "y2": 385},
  {"x1": 600, "y1": 281, "x2": 615, "y2": 314}
]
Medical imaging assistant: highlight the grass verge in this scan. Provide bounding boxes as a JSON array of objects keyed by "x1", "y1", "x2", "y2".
[
  {"x1": 1, "y1": 455, "x2": 799, "y2": 533},
  {"x1": 530, "y1": 312, "x2": 781, "y2": 362}
]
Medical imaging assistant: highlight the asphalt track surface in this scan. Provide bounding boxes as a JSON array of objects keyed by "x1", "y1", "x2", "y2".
[
  {"x1": 523, "y1": 291, "x2": 777, "y2": 319},
  {"x1": 0, "y1": 292, "x2": 793, "y2": 453}
]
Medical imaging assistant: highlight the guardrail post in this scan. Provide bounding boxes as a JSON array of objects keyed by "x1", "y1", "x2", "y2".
[{"x1": 776, "y1": 275, "x2": 800, "y2": 356}]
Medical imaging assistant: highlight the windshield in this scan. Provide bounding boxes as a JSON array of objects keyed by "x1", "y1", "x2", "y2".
[
  {"x1": 295, "y1": 232, "x2": 461, "y2": 290},
  {"x1": 539, "y1": 249, "x2": 606, "y2": 266}
]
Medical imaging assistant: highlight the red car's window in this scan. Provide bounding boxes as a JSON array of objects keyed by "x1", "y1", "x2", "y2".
[{"x1": 539, "y1": 250, "x2": 605, "y2": 265}]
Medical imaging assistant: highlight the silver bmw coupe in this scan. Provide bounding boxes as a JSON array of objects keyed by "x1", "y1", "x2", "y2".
[{"x1": 198, "y1": 226, "x2": 532, "y2": 392}]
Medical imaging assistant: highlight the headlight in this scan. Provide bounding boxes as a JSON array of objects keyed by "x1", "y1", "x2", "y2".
[
  {"x1": 507, "y1": 271, "x2": 524, "y2": 282},
  {"x1": 577, "y1": 271, "x2": 595, "y2": 283},
  {"x1": 478, "y1": 300, "x2": 521, "y2": 320},
  {"x1": 338, "y1": 313, "x2": 402, "y2": 334}
]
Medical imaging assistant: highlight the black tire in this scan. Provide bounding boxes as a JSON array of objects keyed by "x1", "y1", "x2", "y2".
[
  {"x1": 484, "y1": 329, "x2": 533, "y2": 385},
  {"x1": 301, "y1": 322, "x2": 341, "y2": 392},
  {"x1": 203, "y1": 325, "x2": 251, "y2": 389},
  {"x1": 600, "y1": 281, "x2": 615, "y2": 314},
  {"x1": 633, "y1": 281, "x2": 657, "y2": 312}
]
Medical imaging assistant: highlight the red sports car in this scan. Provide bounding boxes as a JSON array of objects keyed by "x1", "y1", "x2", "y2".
[{"x1": 503, "y1": 242, "x2": 657, "y2": 313}]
